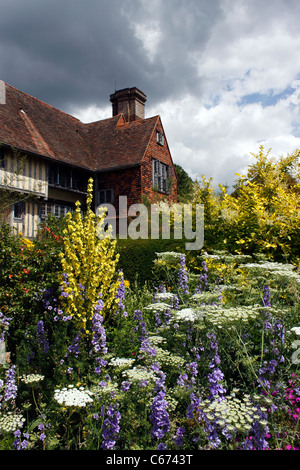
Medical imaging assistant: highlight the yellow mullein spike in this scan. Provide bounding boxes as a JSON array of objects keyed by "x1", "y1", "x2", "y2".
[{"x1": 58, "y1": 178, "x2": 121, "y2": 332}]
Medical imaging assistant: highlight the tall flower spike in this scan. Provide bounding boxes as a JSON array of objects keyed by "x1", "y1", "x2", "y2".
[
  {"x1": 59, "y1": 178, "x2": 121, "y2": 331},
  {"x1": 178, "y1": 254, "x2": 189, "y2": 295}
]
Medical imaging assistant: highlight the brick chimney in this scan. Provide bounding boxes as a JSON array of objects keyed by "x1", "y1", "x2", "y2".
[{"x1": 110, "y1": 87, "x2": 147, "y2": 122}]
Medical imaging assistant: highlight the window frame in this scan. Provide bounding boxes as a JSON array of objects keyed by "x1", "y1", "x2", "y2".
[
  {"x1": 152, "y1": 159, "x2": 170, "y2": 194},
  {"x1": 0, "y1": 147, "x2": 5, "y2": 169},
  {"x1": 98, "y1": 188, "x2": 114, "y2": 205},
  {"x1": 40, "y1": 202, "x2": 73, "y2": 220},
  {"x1": 156, "y1": 131, "x2": 164, "y2": 146},
  {"x1": 48, "y1": 162, "x2": 89, "y2": 193},
  {"x1": 13, "y1": 201, "x2": 24, "y2": 220}
]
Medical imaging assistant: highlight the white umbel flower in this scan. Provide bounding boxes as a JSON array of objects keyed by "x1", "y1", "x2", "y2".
[{"x1": 54, "y1": 385, "x2": 93, "y2": 407}]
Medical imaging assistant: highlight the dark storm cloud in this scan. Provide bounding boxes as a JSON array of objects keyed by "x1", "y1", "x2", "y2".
[{"x1": 0, "y1": 0, "x2": 223, "y2": 112}]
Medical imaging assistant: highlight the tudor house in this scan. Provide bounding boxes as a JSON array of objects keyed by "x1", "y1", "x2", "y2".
[{"x1": 0, "y1": 83, "x2": 177, "y2": 238}]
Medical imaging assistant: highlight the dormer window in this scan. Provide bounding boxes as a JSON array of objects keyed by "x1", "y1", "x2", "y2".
[{"x1": 156, "y1": 131, "x2": 164, "y2": 146}]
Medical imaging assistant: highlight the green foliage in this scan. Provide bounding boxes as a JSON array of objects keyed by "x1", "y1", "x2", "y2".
[
  {"x1": 191, "y1": 146, "x2": 300, "y2": 261},
  {"x1": 192, "y1": 175, "x2": 224, "y2": 251},
  {"x1": 1, "y1": 228, "x2": 300, "y2": 449},
  {"x1": 1, "y1": 148, "x2": 300, "y2": 450},
  {"x1": 174, "y1": 163, "x2": 194, "y2": 202},
  {"x1": 116, "y1": 237, "x2": 187, "y2": 286},
  {"x1": 0, "y1": 223, "x2": 63, "y2": 365}
]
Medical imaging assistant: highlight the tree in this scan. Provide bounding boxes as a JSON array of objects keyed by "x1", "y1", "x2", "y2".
[{"x1": 174, "y1": 164, "x2": 194, "y2": 202}]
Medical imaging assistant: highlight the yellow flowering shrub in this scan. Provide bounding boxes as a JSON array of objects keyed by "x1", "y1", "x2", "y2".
[
  {"x1": 219, "y1": 146, "x2": 300, "y2": 258},
  {"x1": 21, "y1": 237, "x2": 34, "y2": 250},
  {"x1": 190, "y1": 146, "x2": 300, "y2": 261},
  {"x1": 59, "y1": 178, "x2": 121, "y2": 331}
]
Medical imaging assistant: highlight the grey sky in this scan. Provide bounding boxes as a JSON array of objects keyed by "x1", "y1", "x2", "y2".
[{"x1": 1, "y1": 0, "x2": 300, "y2": 189}]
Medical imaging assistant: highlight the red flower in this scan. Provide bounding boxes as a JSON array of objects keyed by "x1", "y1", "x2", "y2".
[{"x1": 23, "y1": 268, "x2": 30, "y2": 274}]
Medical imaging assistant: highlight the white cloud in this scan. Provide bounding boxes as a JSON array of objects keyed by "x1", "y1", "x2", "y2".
[
  {"x1": 69, "y1": 0, "x2": 300, "y2": 192},
  {"x1": 70, "y1": 104, "x2": 111, "y2": 123},
  {"x1": 133, "y1": 22, "x2": 162, "y2": 62},
  {"x1": 147, "y1": 83, "x2": 300, "y2": 190}
]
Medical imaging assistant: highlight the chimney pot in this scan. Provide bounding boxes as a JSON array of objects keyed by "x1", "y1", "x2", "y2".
[{"x1": 110, "y1": 87, "x2": 147, "y2": 122}]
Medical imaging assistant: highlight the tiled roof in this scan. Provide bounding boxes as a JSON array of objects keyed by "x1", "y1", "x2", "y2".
[
  {"x1": 87, "y1": 115, "x2": 158, "y2": 171},
  {"x1": 0, "y1": 83, "x2": 158, "y2": 171}
]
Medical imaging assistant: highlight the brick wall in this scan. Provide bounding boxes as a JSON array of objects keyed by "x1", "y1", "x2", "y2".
[
  {"x1": 96, "y1": 166, "x2": 142, "y2": 215},
  {"x1": 96, "y1": 119, "x2": 177, "y2": 213},
  {"x1": 141, "y1": 120, "x2": 177, "y2": 203}
]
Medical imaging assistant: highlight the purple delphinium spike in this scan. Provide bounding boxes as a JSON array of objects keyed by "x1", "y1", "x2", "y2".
[
  {"x1": 101, "y1": 403, "x2": 121, "y2": 450},
  {"x1": 178, "y1": 255, "x2": 189, "y2": 295},
  {"x1": 36, "y1": 320, "x2": 50, "y2": 354},
  {"x1": 207, "y1": 333, "x2": 226, "y2": 401},
  {"x1": 195, "y1": 261, "x2": 208, "y2": 293},
  {"x1": 115, "y1": 271, "x2": 127, "y2": 317},
  {"x1": 4, "y1": 365, "x2": 17, "y2": 403},
  {"x1": 90, "y1": 297, "x2": 108, "y2": 374}
]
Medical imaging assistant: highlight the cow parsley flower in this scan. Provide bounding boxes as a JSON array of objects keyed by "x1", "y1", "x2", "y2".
[
  {"x1": 290, "y1": 326, "x2": 300, "y2": 336},
  {"x1": 172, "y1": 307, "x2": 202, "y2": 323},
  {"x1": 0, "y1": 411, "x2": 25, "y2": 433},
  {"x1": 54, "y1": 385, "x2": 93, "y2": 407},
  {"x1": 20, "y1": 374, "x2": 44, "y2": 385},
  {"x1": 109, "y1": 357, "x2": 135, "y2": 368},
  {"x1": 122, "y1": 366, "x2": 159, "y2": 386}
]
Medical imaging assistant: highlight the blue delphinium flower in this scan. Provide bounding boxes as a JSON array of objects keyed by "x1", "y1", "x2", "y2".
[
  {"x1": 4, "y1": 365, "x2": 17, "y2": 403},
  {"x1": 67, "y1": 331, "x2": 82, "y2": 359},
  {"x1": 258, "y1": 359, "x2": 278, "y2": 391},
  {"x1": 173, "y1": 426, "x2": 185, "y2": 447},
  {"x1": 177, "y1": 360, "x2": 199, "y2": 390},
  {"x1": 150, "y1": 390, "x2": 170, "y2": 448},
  {"x1": 195, "y1": 261, "x2": 208, "y2": 293},
  {"x1": 187, "y1": 392, "x2": 212, "y2": 446},
  {"x1": 121, "y1": 381, "x2": 131, "y2": 392},
  {"x1": 139, "y1": 337, "x2": 157, "y2": 359},
  {"x1": 150, "y1": 367, "x2": 170, "y2": 449},
  {"x1": 0, "y1": 311, "x2": 12, "y2": 343},
  {"x1": 133, "y1": 309, "x2": 158, "y2": 360},
  {"x1": 36, "y1": 320, "x2": 50, "y2": 354},
  {"x1": 259, "y1": 285, "x2": 285, "y2": 392},
  {"x1": 178, "y1": 254, "x2": 189, "y2": 295},
  {"x1": 90, "y1": 304, "x2": 108, "y2": 374},
  {"x1": 101, "y1": 403, "x2": 121, "y2": 450},
  {"x1": 133, "y1": 310, "x2": 147, "y2": 341},
  {"x1": 13, "y1": 430, "x2": 30, "y2": 450},
  {"x1": 263, "y1": 285, "x2": 271, "y2": 308},
  {"x1": 115, "y1": 271, "x2": 127, "y2": 317},
  {"x1": 207, "y1": 333, "x2": 226, "y2": 401}
]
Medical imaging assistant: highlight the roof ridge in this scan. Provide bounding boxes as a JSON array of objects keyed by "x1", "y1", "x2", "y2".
[
  {"x1": 5, "y1": 82, "x2": 83, "y2": 124},
  {"x1": 0, "y1": 82, "x2": 166, "y2": 173},
  {"x1": 114, "y1": 114, "x2": 159, "y2": 127}
]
